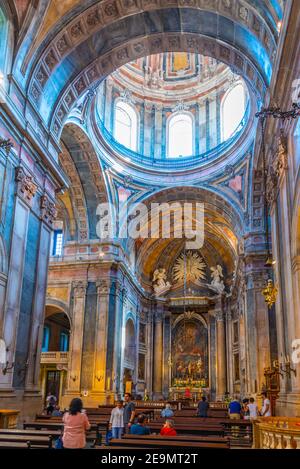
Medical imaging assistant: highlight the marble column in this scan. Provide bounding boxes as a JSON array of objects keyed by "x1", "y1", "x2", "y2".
[
  {"x1": 25, "y1": 195, "x2": 55, "y2": 393},
  {"x1": 208, "y1": 312, "x2": 217, "y2": 400},
  {"x1": 291, "y1": 256, "x2": 300, "y2": 395},
  {"x1": 153, "y1": 308, "x2": 164, "y2": 399},
  {"x1": 154, "y1": 103, "x2": 163, "y2": 159},
  {"x1": 66, "y1": 281, "x2": 87, "y2": 394},
  {"x1": 225, "y1": 309, "x2": 233, "y2": 395},
  {"x1": 145, "y1": 309, "x2": 153, "y2": 397},
  {"x1": 216, "y1": 310, "x2": 227, "y2": 400},
  {"x1": 104, "y1": 79, "x2": 113, "y2": 131},
  {"x1": 143, "y1": 101, "x2": 153, "y2": 157},
  {"x1": 209, "y1": 94, "x2": 217, "y2": 149},
  {"x1": 198, "y1": 99, "x2": 206, "y2": 154},
  {"x1": 91, "y1": 280, "x2": 110, "y2": 399},
  {"x1": 111, "y1": 282, "x2": 123, "y2": 396},
  {"x1": 0, "y1": 167, "x2": 37, "y2": 392},
  {"x1": 162, "y1": 312, "x2": 171, "y2": 398}
]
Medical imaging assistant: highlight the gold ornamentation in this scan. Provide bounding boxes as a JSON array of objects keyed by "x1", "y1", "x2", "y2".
[
  {"x1": 262, "y1": 279, "x2": 278, "y2": 308},
  {"x1": 173, "y1": 251, "x2": 206, "y2": 284}
]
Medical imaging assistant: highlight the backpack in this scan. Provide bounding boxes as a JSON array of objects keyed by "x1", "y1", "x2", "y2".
[{"x1": 55, "y1": 436, "x2": 63, "y2": 449}]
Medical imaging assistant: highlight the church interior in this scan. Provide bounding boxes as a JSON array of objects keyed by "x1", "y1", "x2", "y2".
[{"x1": 0, "y1": 0, "x2": 300, "y2": 451}]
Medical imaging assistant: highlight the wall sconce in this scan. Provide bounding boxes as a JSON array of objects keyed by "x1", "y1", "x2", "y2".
[
  {"x1": 280, "y1": 356, "x2": 297, "y2": 379},
  {"x1": 1, "y1": 361, "x2": 14, "y2": 375},
  {"x1": 70, "y1": 374, "x2": 78, "y2": 382},
  {"x1": 95, "y1": 374, "x2": 104, "y2": 382},
  {"x1": 272, "y1": 360, "x2": 284, "y2": 378},
  {"x1": 262, "y1": 279, "x2": 278, "y2": 308}
]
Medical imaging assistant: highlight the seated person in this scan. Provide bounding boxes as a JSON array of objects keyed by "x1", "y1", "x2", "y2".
[
  {"x1": 130, "y1": 414, "x2": 151, "y2": 435},
  {"x1": 161, "y1": 403, "x2": 174, "y2": 418},
  {"x1": 197, "y1": 396, "x2": 209, "y2": 417},
  {"x1": 160, "y1": 419, "x2": 177, "y2": 436},
  {"x1": 52, "y1": 405, "x2": 63, "y2": 417}
]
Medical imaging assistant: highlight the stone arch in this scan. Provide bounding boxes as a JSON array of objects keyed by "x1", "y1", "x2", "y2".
[
  {"x1": 22, "y1": 2, "x2": 283, "y2": 135},
  {"x1": 60, "y1": 123, "x2": 109, "y2": 240},
  {"x1": 45, "y1": 300, "x2": 72, "y2": 331},
  {"x1": 124, "y1": 317, "x2": 136, "y2": 370},
  {"x1": 172, "y1": 312, "x2": 207, "y2": 330},
  {"x1": 129, "y1": 185, "x2": 241, "y2": 287}
]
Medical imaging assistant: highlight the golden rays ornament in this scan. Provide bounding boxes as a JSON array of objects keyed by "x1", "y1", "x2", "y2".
[{"x1": 173, "y1": 251, "x2": 206, "y2": 284}]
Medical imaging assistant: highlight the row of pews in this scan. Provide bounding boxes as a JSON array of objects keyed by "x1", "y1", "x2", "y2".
[{"x1": 0, "y1": 403, "x2": 253, "y2": 449}]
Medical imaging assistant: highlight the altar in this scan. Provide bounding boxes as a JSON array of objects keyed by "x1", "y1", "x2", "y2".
[{"x1": 168, "y1": 312, "x2": 209, "y2": 400}]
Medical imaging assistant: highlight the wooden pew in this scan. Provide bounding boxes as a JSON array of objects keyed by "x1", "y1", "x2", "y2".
[
  {"x1": 0, "y1": 433, "x2": 52, "y2": 448},
  {"x1": 123, "y1": 434, "x2": 230, "y2": 446},
  {"x1": 146, "y1": 422, "x2": 224, "y2": 436},
  {"x1": 0, "y1": 428, "x2": 61, "y2": 439},
  {"x1": 0, "y1": 441, "x2": 30, "y2": 449},
  {"x1": 24, "y1": 420, "x2": 106, "y2": 445},
  {"x1": 109, "y1": 438, "x2": 228, "y2": 449},
  {"x1": 221, "y1": 420, "x2": 253, "y2": 447}
]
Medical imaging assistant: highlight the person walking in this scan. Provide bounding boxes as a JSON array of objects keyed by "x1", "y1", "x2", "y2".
[
  {"x1": 197, "y1": 396, "x2": 209, "y2": 418},
  {"x1": 109, "y1": 400, "x2": 124, "y2": 439},
  {"x1": 62, "y1": 398, "x2": 91, "y2": 449},
  {"x1": 46, "y1": 392, "x2": 57, "y2": 415}
]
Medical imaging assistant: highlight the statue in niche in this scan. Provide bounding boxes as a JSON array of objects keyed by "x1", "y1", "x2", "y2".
[
  {"x1": 210, "y1": 265, "x2": 225, "y2": 293},
  {"x1": 144, "y1": 66, "x2": 163, "y2": 89},
  {"x1": 152, "y1": 268, "x2": 171, "y2": 296}
]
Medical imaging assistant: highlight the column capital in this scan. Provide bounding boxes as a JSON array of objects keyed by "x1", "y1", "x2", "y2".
[
  {"x1": 96, "y1": 279, "x2": 110, "y2": 295},
  {"x1": 144, "y1": 100, "x2": 154, "y2": 111},
  {"x1": 72, "y1": 280, "x2": 87, "y2": 297},
  {"x1": 215, "y1": 310, "x2": 224, "y2": 322},
  {"x1": 15, "y1": 166, "x2": 37, "y2": 205},
  {"x1": 40, "y1": 194, "x2": 57, "y2": 227}
]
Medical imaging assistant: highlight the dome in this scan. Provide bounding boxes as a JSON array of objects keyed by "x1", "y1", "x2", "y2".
[{"x1": 95, "y1": 52, "x2": 250, "y2": 168}]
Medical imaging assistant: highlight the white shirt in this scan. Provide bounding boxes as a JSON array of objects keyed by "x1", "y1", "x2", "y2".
[
  {"x1": 110, "y1": 407, "x2": 124, "y2": 428},
  {"x1": 248, "y1": 403, "x2": 258, "y2": 418},
  {"x1": 261, "y1": 398, "x2": 271, "y2": 417}
]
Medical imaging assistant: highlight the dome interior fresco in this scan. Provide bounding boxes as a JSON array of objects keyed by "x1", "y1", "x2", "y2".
[{"x1": 96, "y1": 52, "x2": 250, "y2": 163}]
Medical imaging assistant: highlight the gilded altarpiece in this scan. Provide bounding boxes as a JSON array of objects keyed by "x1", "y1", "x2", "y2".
[{"x1": 171, "y1": 317, "x2": 209, "y2": 394}]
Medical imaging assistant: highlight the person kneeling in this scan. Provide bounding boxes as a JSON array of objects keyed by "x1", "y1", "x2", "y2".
[{"x1": 130, "y1": 414, "x2": 151, "y2": 435}]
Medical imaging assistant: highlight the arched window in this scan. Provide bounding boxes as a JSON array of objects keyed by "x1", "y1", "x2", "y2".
[
  {"x1": 168, "y1": 113, "x2": 193, "y2": 158},
  {"x1": 114, "y1": 101, "x2": 138, "y2": 151},
  {"x1": 0, "y1": 7, "x2": 9, "y2": 76},
  {"x1": 222, "y1": 84, "x2": 246, "y2": 141}
]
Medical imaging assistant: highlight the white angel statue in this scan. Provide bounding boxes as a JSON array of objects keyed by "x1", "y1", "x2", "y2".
[{"x1": 210, "y1": 265, "x2": 225, "y2": 293}]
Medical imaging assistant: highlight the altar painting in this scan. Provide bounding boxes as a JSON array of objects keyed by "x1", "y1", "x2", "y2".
[{"x1": 172, "y1": 319, "x2": 208, "y2": 387}]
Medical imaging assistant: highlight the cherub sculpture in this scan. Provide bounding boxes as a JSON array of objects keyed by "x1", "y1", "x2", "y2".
[
  {"x1": 152, "y1": 268, "x2": 171, "y2": 296},
  {"x1": 210, "y1": 265, "x2": 225, "y2": 293}
]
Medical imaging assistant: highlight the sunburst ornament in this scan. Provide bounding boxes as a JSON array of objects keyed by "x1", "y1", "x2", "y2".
[{"x1": 173, "y1": 251, "x2": 206, "y2": 284}]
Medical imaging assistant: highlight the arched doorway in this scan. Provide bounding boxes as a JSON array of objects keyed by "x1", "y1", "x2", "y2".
[
  {"x1": 122, "y1": 318, "x2": 136, "y2": 396},
  {"x1": 40, "y1": 305, "x2": 71, "y2": 407}
]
